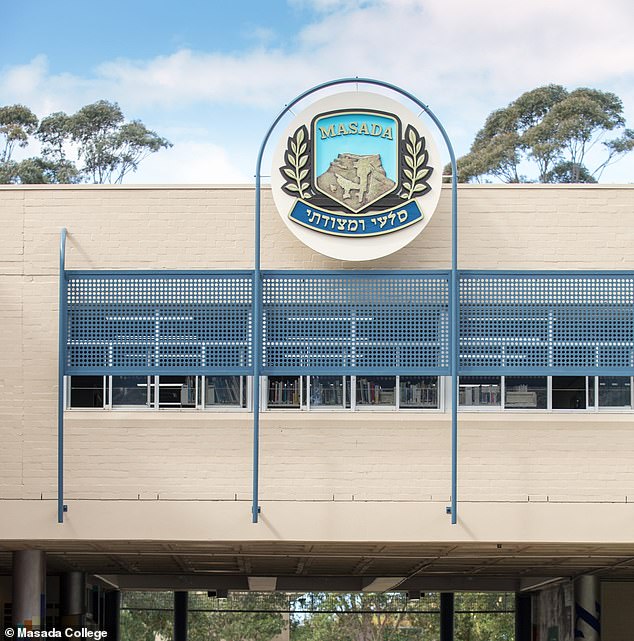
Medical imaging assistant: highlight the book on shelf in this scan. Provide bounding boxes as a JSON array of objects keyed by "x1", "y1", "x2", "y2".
[{"x1": 269, "y1": 378, "x2": 300, "y2": 406}]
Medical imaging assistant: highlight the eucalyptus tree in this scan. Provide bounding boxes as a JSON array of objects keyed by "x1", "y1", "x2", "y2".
[
  {"x1": 454, "y1": 85, "x2": 634, "y2": 183},
  {"x1": 0, "y1": 100, "x2": 171, "y2": 184}
]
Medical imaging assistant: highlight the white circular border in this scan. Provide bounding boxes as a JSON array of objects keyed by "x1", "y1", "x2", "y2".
[{"x1": 271, "y1": 91, "x2": 443, "y2": 261}]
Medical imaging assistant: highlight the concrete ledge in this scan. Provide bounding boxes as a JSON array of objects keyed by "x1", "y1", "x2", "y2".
[{"x1": 2, "y1": 499, "x2": 634, "y2": 544}]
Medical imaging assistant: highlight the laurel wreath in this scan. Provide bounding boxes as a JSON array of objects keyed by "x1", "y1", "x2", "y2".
[
  {"x1": 399, "y1": 125, "x2": 433, "y2": 200},
  {"x1": 280, "y1": 125, "x2": 313, "y2": 200}
]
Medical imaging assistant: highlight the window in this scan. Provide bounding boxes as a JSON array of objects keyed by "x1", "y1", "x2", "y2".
[
  {"x1": 157, "y1": 376, "x2": 197, "y2": 409},
  {"x1": 267, "y1": 376, "x2": 303, "y2": 409},
  {"x1": 309, "y1": 376, "x2": 349, "y2": 409},
  {"x1": 459, "y1": 376, "x2": 501, "y2": 407},
  {"x1": 112, "y1": 376, "x2": 152, "y2": 408},
  {"x1": 205, "y1": 376, "x2": 248, "y2": 409},
  {"x1": 264, "y1": 375, "x2": 441, "y2": 411},
  {"x1": 504, "y1": 377, "x2": 547, "y2": 410},
  {"x1": 598, "y1": 376, "x2": 631, "y2": 408},
  {"x1": 399, "y1": 376, "x2": 439, "y2": 409},
  {"x1": 356, "y1": 376, "x2": 396, "y2": 408},
  {"x1": 67, "y1": 374, "x2": 634, "y2": 412},
  {"x1": 551, "y1": 376, "x2": 590, "y2": 409},
  {"x1": 68, "y1": 375, "x2": 250, "y2": 410},
  {"x1": 69, "y1": 376, "x2": 106, "y2": 408}
]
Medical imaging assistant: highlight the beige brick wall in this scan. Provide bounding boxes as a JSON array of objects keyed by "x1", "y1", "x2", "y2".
[
  {"x1": 1, "y1": 184, "x2": 634, "y2": 534},
  {"x1": 56, "y1": 411, "x2": 634, "y2": 504},
  {"x1": 2, "y1": 183, "x2": 633, "y2": 272}
]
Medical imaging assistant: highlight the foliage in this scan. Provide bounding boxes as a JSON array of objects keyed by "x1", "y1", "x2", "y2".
[
  {"x1": 291, "y1": 592, "x2": 513, "y2": 641},
  {"x1": 60, "y1": 100, "x2": 172, "y2": 183},
  {"x1": 292, "y1": 592, "x2": 415, "y2": 641},
  {"x1": 0, "y1": 104, "x2": 38, "y2": 164},
  {"x1": 454, "y1": 593, "x2": 515, "y2": 641},
  {"x1": 0, "y1": 100, "x2": 171, "y2": 184},
  {"x1": 119, "y1": 591, "x2": 515, "y2": 641},
  {"x1": 120, "y1": 592, "x2": 285, "y2": 641},
  {"x1": 121, "y1": 607, "x2": 172, "y2": 641},
  {"x1": 453, "y1": 85, "x2": 634, "y2": 183}
]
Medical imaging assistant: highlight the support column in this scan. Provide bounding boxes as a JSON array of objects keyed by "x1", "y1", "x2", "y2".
[
  {"x1": 60, "y1": 572, "x2": 86, "y2": 630},
  {"x1": 174, "y1": 591, "x2": 188, "y2": 641},
  {"x1": 574, "y1": 576, "x2": 600, "y2": 641},
  {"x1": 440, "y1": 592, "x2": 454, "y2": 641},
  {"x1": 12, "y1": 551, "x2": 46, "y2": 631},
  {"x1": 515, "y1": 593, "x2": 532, "y2": 641},
  {"x1": 104, "y1": 590, "x2": 121, "y2": 641}
]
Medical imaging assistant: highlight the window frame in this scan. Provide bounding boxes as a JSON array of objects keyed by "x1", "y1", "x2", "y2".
[
  {"x1": 202, "y1": 375, "x2": 251, "y2": 412},
  {"x1": 458, "y1": 376, "x2": 503, "y2": 411},
  {"x1": 108, "y1": 375, "x2": 154, "y2": 410},
  {"x1": 353, "y1": 375, "x2": 398, "y2": 411},
  {"x1": 263, "y1": 375, "x2": 443, "y2": 412},
  {"x1": 307, "y1": 375, "x2": 350, "y2": 411},
  {"x1": 66, "y1": 376, "x2": 109, "y2": 411}
]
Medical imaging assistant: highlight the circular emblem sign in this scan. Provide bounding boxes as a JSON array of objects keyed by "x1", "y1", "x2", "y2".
[{"x1": 271, "y1": 92, "x2": 443, "y2": 261}]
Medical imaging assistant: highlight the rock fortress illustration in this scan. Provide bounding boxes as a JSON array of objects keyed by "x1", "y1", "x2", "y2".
[{"x1": 317, "y1": 153, "x2": 395, "y2": 212}]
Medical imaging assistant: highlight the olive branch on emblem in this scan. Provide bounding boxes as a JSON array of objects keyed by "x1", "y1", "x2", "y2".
[
  {"x1": 280, "y1": 125, "x2": 313, "y2": 200},
  {"x1": 399, "y1": 125, "x2": 433, "y2": 200}
]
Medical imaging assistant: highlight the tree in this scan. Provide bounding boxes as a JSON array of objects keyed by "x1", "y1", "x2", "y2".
[
  {"x1": 292, "y1": 592, "x2": 517, "y2": 641},
  {"x1": 120, "y1": 591, "x2": 285, "y2": 641},
  {"x1": 36, "y1": 111, "x2": 81, "y2": 183},
  {"x1": 120, "y1": 607, "x2": 172, "y2": 641},
  {"x1": 0, "y1": 104, "x2": 38, "y2": 165},
  {"x1": 291, "y1": 593, "x2": 440, "y2": 641},
  {"x1": 0, "y1": 104, "x2": 39, "y2": 183},
  {"x1": 38, "y1": 100, "x2": 172, "y2": 184},
  {"x1": 454, "y1": 592, "x2": 515, "y2": 641},
  {"x1": 454, "y1": 85, "x2": 634, "y2": 183},
  {"x1": 0, "y1": 100, "x2": 172, "y2": 184}
]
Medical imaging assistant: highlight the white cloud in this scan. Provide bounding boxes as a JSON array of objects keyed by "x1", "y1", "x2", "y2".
[
  {"x1": 288, "y1": 0, "x2": 374, "y2": 11},
  {"x1": 4, "y1": 0, "x2": 632, "y2": 114},
  {"x1": 124, "y1": 140, "x2": 249, "y2": 184}
]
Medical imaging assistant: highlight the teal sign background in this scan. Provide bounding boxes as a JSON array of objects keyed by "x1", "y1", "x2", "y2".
[{"x1": 313, "y1": 112, "x2": 398, "y2": 181}]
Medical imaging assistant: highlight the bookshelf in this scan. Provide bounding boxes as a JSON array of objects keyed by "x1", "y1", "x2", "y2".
[
  {"x1": 459, "y1": 377, "x2": 501, "y2": 407},
  {"x1": 356, "y1": 376, "x2": 396, "y2": 407},
  {"x1": 310, "y1": 376, "x2": 346, "y2": 408},
  {"x1": 399, "y1": 376, "x2": 438, "y2": 408},
  {"x1": 267, "y1": 376, "x2": 301, "y2": 408}
]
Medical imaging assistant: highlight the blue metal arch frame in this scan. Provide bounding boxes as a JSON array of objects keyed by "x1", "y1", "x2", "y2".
[
  {"x1": 56, "y1": 80, "x2": 460, "y2": 526},
  {"x1": 252, "y1": 78, "x2": 459, "y2": 524}
]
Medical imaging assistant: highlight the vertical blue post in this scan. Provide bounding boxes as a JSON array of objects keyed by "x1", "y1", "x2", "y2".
[
  {"x1": 252, "y1": 77, "x2": 458, "y2": 524},
  {"x1": 252, "y1": 170, "x2": 262, "y2": 523},
  {"x1": 450, "y1": 157, "x2": 458, "y2": 525},
  {"x1": 58, "y1": 228, "x2": 68, "y2": 523}
]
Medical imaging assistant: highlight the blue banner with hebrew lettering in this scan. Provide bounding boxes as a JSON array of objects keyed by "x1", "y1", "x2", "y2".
[{"x1": 289, "y1": 199, "x2": 423, "y2": 237}]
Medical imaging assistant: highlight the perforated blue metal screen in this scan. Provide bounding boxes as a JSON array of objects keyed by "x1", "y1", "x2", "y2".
[
  {"x1": 262, "y1": 271, "x2": 450, "y2": 374},
  {"x1": 65, "y1": 271, "x2": 252, "y2": 375},
  {"x1": 63, "y1": 270, "x2": 634, "y2": 376},
  {"x1": 460, "y1": 272, "x2": 634, "y2": 375}
]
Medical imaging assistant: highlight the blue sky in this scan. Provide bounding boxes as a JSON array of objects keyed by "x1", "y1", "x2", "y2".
[{"x1": 2, "y1": 0, "x2": 633, "y2": 183}]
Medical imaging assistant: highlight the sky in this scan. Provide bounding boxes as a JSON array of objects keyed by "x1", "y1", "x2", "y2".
[{"x1": 2, "y1": 0, "x2": 633, "y2": 184}]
